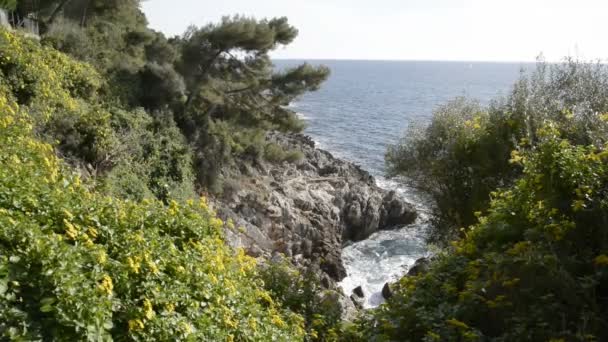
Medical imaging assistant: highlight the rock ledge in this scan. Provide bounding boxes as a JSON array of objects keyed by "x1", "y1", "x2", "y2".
[{"x1": 214, "y1": 132, "x2": 417, "y2": 280}]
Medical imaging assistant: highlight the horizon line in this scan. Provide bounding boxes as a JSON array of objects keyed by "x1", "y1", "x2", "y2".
[{"x1": 271, "y1": 57, "x2": 596, "y2": 64}]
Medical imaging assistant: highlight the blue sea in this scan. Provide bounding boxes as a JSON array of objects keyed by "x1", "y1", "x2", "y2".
[{"x1": 274, "y1": 60, "x2": 533, "y2": 306}]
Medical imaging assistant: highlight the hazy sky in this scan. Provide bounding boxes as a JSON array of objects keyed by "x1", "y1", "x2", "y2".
[{"x1": 142, "y1": 0, "x2": 607, "y2": 62}]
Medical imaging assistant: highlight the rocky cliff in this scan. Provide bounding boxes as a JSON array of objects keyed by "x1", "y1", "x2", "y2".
[{"x1": 213, "y1": 132, "x2": 417, "y2": 281}]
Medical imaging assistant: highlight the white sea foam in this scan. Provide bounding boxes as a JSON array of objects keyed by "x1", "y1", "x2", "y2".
[
  {"x1": 272, "y1": 60, "x2": 522, "y2": 308},
  {"x1": 339, "y1": 222, "x2": 429, "y2": 308},
  {"x1": 295, "y1": 111, "x2": 309, "y2": 120},
  {"x1": 301, "y1": 132, "x2": 431, "y2": 308},
  {"x1": 338, "y1": 177, "x2": 430, "y2": 308}
]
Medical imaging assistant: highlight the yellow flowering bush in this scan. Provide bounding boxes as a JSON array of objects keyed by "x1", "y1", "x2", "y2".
[
  {"x1": 0, "y1": 83, "x2": 304, "y2": 340},
  {"x1": 354, "y1": 131, "x2": 608, "y2": 341},
  {"x1": 0, "y1": 29, "x2": 101, "y2": 121},
  {"x1": 0, "y1": 28, "x2": 115, "y2": 165}
]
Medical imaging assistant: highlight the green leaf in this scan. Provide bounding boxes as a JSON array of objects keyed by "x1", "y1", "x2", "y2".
[{"x1": 40, "y1": 304, "x2": 54, "y2": 313}]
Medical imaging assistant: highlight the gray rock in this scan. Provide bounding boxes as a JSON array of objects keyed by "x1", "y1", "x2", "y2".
[
  {"x1": 353, "y1": 286, "x2": 365, "y2": 298},
  {"x1": 380, "y1": 191, "x2": 417, "y2": 228},
  {"x1": 350, "y1": 294, "x2": 365, "y2": 309},
  {"x1": 407, "y1": 257, "x2": 430, "y2": 276},
  {"x1": 212, "y1": 131, "x2": 418, "y2": 281},
  {"x1": 266, "y1": 205, "x2": 282, "y2": 218},
  {"x1": 338, "y1": 294, "x2": 360, "y2": 322},
  {"x1": 331, "y1": 291, "x2": 359, "y2": 322},
  {"x1": 382, "y1": 282, "x2": 393, "y2": 299}
]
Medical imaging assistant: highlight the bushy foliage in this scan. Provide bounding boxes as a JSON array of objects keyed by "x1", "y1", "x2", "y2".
[
  {"x1": 0, "y1": 81, "x2": 305, "y2": 341},
  {"x1": 173, "y1": 15, "x2": 328, "y2": 188},
  {"x1": 39, "y1": 4, "x2": 328, "y2": 191},
  {"x1": 0, "y1": 29, "x2": 195, "y2": 202},
  {"x1": 264, "y1": 143, "x2": 304, "y2": 164},
  {"x1": 387, "y1": 60, "x2": 608, "y2": 243},
  {"x1": 0, "y1": 0, "x2": 16, "y2": 10},
  {"x1": 102, "y1": 108, "x2": 195, "y2": 202},
  {"x1": 259, "y1": 258, "x2": 343, "y2": 341},
  {"x1": 0, "y1": 28, "x2": 114, "y2": 165},
  {"x1": 358, "y1": 124, "x2": 608, "y2": 341}
]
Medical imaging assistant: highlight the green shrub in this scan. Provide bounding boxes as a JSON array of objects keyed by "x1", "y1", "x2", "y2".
[
  {"x1": 264, "y1": 143, "x2": 288, "y2": 162},
  {"x1": 358, "y1": 124, "x2": 608, "y2": 341},
  {"x1": 285, "y1": 150, "x2": 305, "y2": 163},
  {"x1": 0, "y1": 81, "x2": 305, "y2": 341},
  {"x1": 264, "y1": 143, "x2": 303, "y2": 164},
  {"x1": 387, "y1": 59, "x2": 608, "y2": 244},
  {"x1": 0, "y1": 0, "x2": 16, "y2": 11},
  {"x1": 104, "y1": 108, "x2": 196, "y2": 202},
  {"x1": 259, "y1": 257, "x2": 342, "y2": 341},
  {"x1": 2, "y1": 29, "x2": 196, "y2": 202},
  {"x1": 387, "y1": 98, "x2": 517, "y2": 243},
  {"x1": 0, "y1": 28, "x2": 114, "y2": 166}
]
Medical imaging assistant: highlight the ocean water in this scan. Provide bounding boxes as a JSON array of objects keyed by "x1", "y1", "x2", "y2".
[{"x1": 275, "y1": 60, "x2": 532, "y2": 307}]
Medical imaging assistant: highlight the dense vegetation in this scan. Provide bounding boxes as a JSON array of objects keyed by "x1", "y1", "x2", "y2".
[
  {"x1": 357, "y1": 61, "x2": 608, "y2": 340},
  {"x1": 0, "y1": 0, "x2": 333, "y2": 340},
  {"x1": 3, "y1": 0, "x2": 608, "y2": 341},
  {"x1": 8, "y1": 0, "x2": 329, "y2": 196},
  {"x1": 387, "y1": 60, "x2": 608, "y2": 243},
  {"x1": 0, "y1": 29, "x2": 310, "y2": 341}
]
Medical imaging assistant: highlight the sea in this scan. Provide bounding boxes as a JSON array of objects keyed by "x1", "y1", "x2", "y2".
[{"x1": 274, "y1": 60, "x2": 534, "y2": 307}]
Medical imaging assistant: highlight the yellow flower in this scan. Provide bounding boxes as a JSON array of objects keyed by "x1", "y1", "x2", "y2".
[
  {"x1": 258, "y1": 291, "x2": 274, "y2": 305},
  {"x1": 168, "y1": 200, "x2": 179, "y2": 216},
  {"x1": 271, "y1": 314, "x2": 286, "y2": 328},
  {"x1": 594, "y1": 254, "x2": 608, "y2": 266},
  {"x1": 83, "y1": 236, "x2": 94, "y2": 247},
  {"x1": 62, "y1": 209, "x2": 74, "y2": 220},
  {"x1": 179, "y1": 322, "x2": 193, "y2": 335},
  {"x1": 165, "y1": 303, "x2": 175, "y2": 313},
  {"x1": 132, "y1": 231, "x2": 144, "y2": 243},
  {"x1": 509, "y1": 150, "x2": 523, "y2": 164},
  {"x1": 87, "y1": 227, "x2": 98, "y2": 239},
  {"x1": 147, "y1": 260, "x2": 160, "y2": 275},
  {"x1": 248, "y1": 318, "x2": 258, "y2": 332},
  {"x1": 96, "y1": 251, "x2": 107, "y2": 265},
  {"x1": 199, "y1": 196, "x2": 208, "y2": 210},
  {"x1": 63, "y1": 219, "x2": 79, "y2": 240},
  {"x1": 127, "y1": 257, "x2": 141, "y2": 274},
  {"x1": 224, "y1": 315, "x2": 238, "y2": 329},
  {"x1": 211, "y1": 217, "x2": 224, "y2": 229},
  {"x1": 143, "y1": 298, "x2": 155, "y2": 319},
  {"x1": 98, "y1": 275, "x2": 113, "y2": 296},
  {"x1": 128, "y1": 319, "x2": 144, "y2": 331}
]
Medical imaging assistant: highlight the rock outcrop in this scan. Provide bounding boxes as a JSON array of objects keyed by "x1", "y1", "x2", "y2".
[
  {"x1": 214, "y1": 132, "x2": 417, "y2": 281},
  {"x1": 382, "y1": 282, "x2": 393, "y2": 299},
  {"x1": 407, "y1": 257, "x2": 431, "y2": 277}
]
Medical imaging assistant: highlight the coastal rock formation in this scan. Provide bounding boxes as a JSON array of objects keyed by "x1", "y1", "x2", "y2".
[
  {"x1": 214, "y1": 132, "x2": 417, "y2": 281},
  {"x1": 382, "y1": 282, "x2": 394, "y2": 299},
  {"x1": 407, "y1": 257, "x2": 431, "y2": 277},
  {"x1": 353, "y1": 286, "x2": 365, "y2": 298}
]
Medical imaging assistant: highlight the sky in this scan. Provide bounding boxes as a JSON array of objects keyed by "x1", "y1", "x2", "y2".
[{"x1": 142, "y1": 0, "x2": 607, "y2": 62}]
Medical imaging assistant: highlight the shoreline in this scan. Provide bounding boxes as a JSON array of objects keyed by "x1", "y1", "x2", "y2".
[{"x1": 297, "y1": 130, "x2": 432, "y2": 308}]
